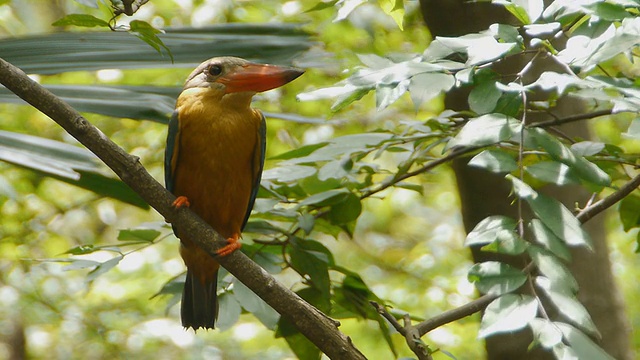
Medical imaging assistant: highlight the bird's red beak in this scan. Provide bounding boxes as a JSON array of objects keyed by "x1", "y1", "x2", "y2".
[{"x1": 218, "y1": 63, "x2": 304, "y2": 94}]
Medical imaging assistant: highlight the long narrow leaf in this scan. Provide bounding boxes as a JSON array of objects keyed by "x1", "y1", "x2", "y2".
[
  {"x1": 0, "y1": 24, "x2": 312, "y2": 74},
  {"x1": 0, "y1": 130, "x2": 148, "y2": 208}
]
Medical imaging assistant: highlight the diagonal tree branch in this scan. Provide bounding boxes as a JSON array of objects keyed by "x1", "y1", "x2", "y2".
[{"x1": 0, "y1": 57, "x2": 366, "y2": 360}]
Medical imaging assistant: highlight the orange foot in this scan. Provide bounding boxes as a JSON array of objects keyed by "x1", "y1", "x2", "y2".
[
  {"x1": 172, "y1": 196, "x2": 191, "y2": 208},
  {"x1": 217, "y1": 234, "x2": 242, "y2": 257}
]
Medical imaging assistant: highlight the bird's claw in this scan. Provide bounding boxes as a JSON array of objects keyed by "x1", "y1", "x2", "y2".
[
  {"x1": 216, "y1": 235, "x2": 242, "y2": 257},
  {"x1": 172, "y1": 196, "x2": 191, "y2": 208}
]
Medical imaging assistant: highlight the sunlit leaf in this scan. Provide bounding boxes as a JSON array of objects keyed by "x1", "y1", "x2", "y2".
[
  {"x1": 86, "y1": 256, "x2": 123, "y2": 281},
  {"x1": 335, "y1": 0, "x2": 367, "y2": 22},
  {"x1": 529, "y1": 219, "x2": 572, "y2": 262},
  {"x1": 478, "y1": 294, "x2": 538, "y2": 338},
  {"x1": 466, "y1": 215, "x2": 518, "y2": 246},
  {"x1": 555, "y1": 322, "x2": 616, "y2": 360},
  {"x1": 536, "y1": 277, "x2": 598, "y2": 336},
  {"x1": 52, "y1": 14, "x2": 110, "y2": 28},
  {"x1": 507, "y1": 175, "x2": 592, "y2": 248},
  {"x1": 481, "y1": 230, "x2": 528, "y2": 255},
  {"x1": 529, "y1": 246, "x2": 578, "y2": 293},
  {"x1": 380, "y1": 0, "x2": 405, "y2": 30},
  {"x1": 468, "y1": 149, "x2": 518, "y2": 173},
  {"x1": 409, "y1": 72, "x2": 455, "y2": 110},
  {"x1": 447, "y1": 114, "x2": 520, "y2": 148},
  {"x1": 530, "y1": 318, "x2": 563, "y2": 349},
  {"x1": 525, "y1": 161, "x2": 580, "y2": 185},
  {"x1": 468, "y1": 261, "x2": 527, "y2": 295}
]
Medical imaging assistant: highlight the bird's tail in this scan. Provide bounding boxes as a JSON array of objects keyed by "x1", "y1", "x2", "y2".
[{"x1": 181, "y1": 270, "x2": 218, "y2": 330}]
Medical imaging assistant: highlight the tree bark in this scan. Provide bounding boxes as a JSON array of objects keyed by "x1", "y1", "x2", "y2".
[{"x1": 419, "y1": 1, "x2": 634, "y2": 359}]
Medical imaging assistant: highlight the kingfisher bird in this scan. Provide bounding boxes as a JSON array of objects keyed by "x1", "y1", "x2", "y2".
[{"x1": 165, "y1": 56, "x2": 303, "y2": 330}]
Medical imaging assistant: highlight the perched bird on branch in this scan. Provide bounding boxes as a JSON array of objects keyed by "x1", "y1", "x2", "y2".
[{"x1": 165, "y1": 56, "x2": 303, "y2": 330}]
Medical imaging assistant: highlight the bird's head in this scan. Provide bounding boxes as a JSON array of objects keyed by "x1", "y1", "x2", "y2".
[{"x1": 183, "y1": 57, "x2": 304, "y2": 96}]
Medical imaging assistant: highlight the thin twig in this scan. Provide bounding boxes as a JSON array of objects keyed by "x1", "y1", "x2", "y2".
[
  {"x1": 416, "y1": 293, "x2": 498, "y2": 336},
  {"x1": 577, "y1": 172, "x2": 640, "y2": 224},
  {"x1": 370, "y1": 302, "x2": 433, "y2": 360},
  {"x1": 532, "y1": 109, "x2": 615, "y2": 128},
  {"x1": 361, "y1": 145, "x2": 483, "y2": 200}
]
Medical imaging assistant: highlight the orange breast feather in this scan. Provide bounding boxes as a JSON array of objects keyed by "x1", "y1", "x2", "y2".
[{"x1": 171, "y1": 88, "x2": 262, "y2": 281}]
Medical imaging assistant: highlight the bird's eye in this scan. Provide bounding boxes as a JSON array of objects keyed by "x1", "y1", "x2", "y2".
[{"x1": 208, "y1": 65, "x2": 223, "y2": 76}]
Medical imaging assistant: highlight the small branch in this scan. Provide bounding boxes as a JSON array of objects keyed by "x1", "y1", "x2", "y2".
[
  {"x1": 362, "y1": 145, "x2": 483, "y2": 199},
  {"x1": 416, "y1": 293, "x2": 498, "y2": 336},
  {"x1": 532, "y1": 109, "x2": 615, "y2": 128},
  {"x1": 577, "y1": 172, "x2": 640, "y2": 224},
  {"x1": 370, "y1": 302, "x2": 433, "y2": 360},
  {"x1": 0, "y1": 57, "x2": 366, "y2": 360}
]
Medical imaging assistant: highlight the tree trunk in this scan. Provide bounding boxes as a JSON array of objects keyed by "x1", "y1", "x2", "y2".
[{"x1": 419, "y1": 1, "x2": 634, "y2": 359}]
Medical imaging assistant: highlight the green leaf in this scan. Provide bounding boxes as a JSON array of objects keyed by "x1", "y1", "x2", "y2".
[
  {"x1": 530, "y1": 318, "x2": 563, "y2": 349},
  {"x1": 298, "y1": 188, "x2": 350, "y2": 207},
  {"x1": 409, "y1": 72, "x2": 455, "y2": 110},
  {"x1": 262, "y1": 165, "x2": 316, "y2": 183},
  {"x1": 304, "y1": 0, "x2": 339, "y2": 12},
  {"x1": 380, "y1": 0, "x2": 405, "y2": 30},
  {"x1": 469, "y1": 80, "x2": 502, "y2": 114},
  {"x1": 555, "y1": 322, "x2": 616, "y2": 360},
  {"x1": 495, "y1": 0, "x2": 544, "y2": 24},
  {"x1": 431, "y1": 33, "x2": 516, "y2": 66},
  {"x1": 507, "y1": 175, "x2": 591, "y2": 248},
  {"x1": 376, "y1": 80, "x2": 410, "y2": 111},
  {"x1": 216, "y1": 292, "x2": 242, "y2": 331},
  {"x1": 279, "y1": 320, "x2": 321, "y2": 360},
  {"x1": 271, "y1": 143, "x2": 329, "y2": 161},
  {"x1": 481, "y1": 230, "x2": 528, "y2": 255},
  {"x1": 536, "y1": 277, "x2": 598, "y2": 336},
  {"x1": 528, "y1": 246, "x2": 578, "y2": 293},
  {"x1": 465, "y1": 215, "x2": 518, "y2": 247},
  {"x1": 525, "y1": 161, "x2": 580, "y2": 186},
  {"x1": 117, "y1": 228, "x2": 161, "y2": 242},
  {"x1": 528, "y1": 128, "x2": 610, "y2": 186},
  {"x1": 447, "y1": 114, "x2": 520, "y2": 148},
  {"x1": 86, "y1": 256, "x2": 123, "y2": 281},
  {"x1": 478, "y1": 294, "x2": 538, "y2": 338},
  {"x1": 129, "y1": 20, "x2": 174, "y2": 62},
  {"x1": 570, "y1": 141, "x2": 605, "y2": 156},
  {"x1": 63, "y1": 245, "x2": 97, "y2": 255},
  {"x1": 52, "y1": 14, "x2": 109, "y2": 28},
  {"x1": 468, "y1": 149, "x2": 518, "y2": 173},
  {"x1": 332, "y1": 271, "x2": 381, "y2": 320},
  {"x1": 468, "y1": 261, "x2": 527, "y2": 295},
  {"x1": 328, "y1": 192, "x2": 362, "y2": 225},
  {"x1": 619, "y1": 194, "x2": 640, "y2": 231},
  {"x1": 150, "y1": 276, "x2": 184, "y2": 299},
  {"x1": 288, "y1": 238, "x2": 332, "y2": 297},
  {"x1": 1, "y1": 24, "x2": 312, "y2": 74},
  {"x1": 298, "y1": 213, "x2": 315, "y2": 234},
  {"x1": 62, "y1": 259, "x2": 101, "y2": 271},
  {"x1": 0, "y1": 130, "x2": 148, "y2": 208},
  {"x1": 233, "y1": 278, "x2": 280, "y2": 329},
  {"x1": 529, "y1": 219, "x2": 572, "y2": 262}
]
